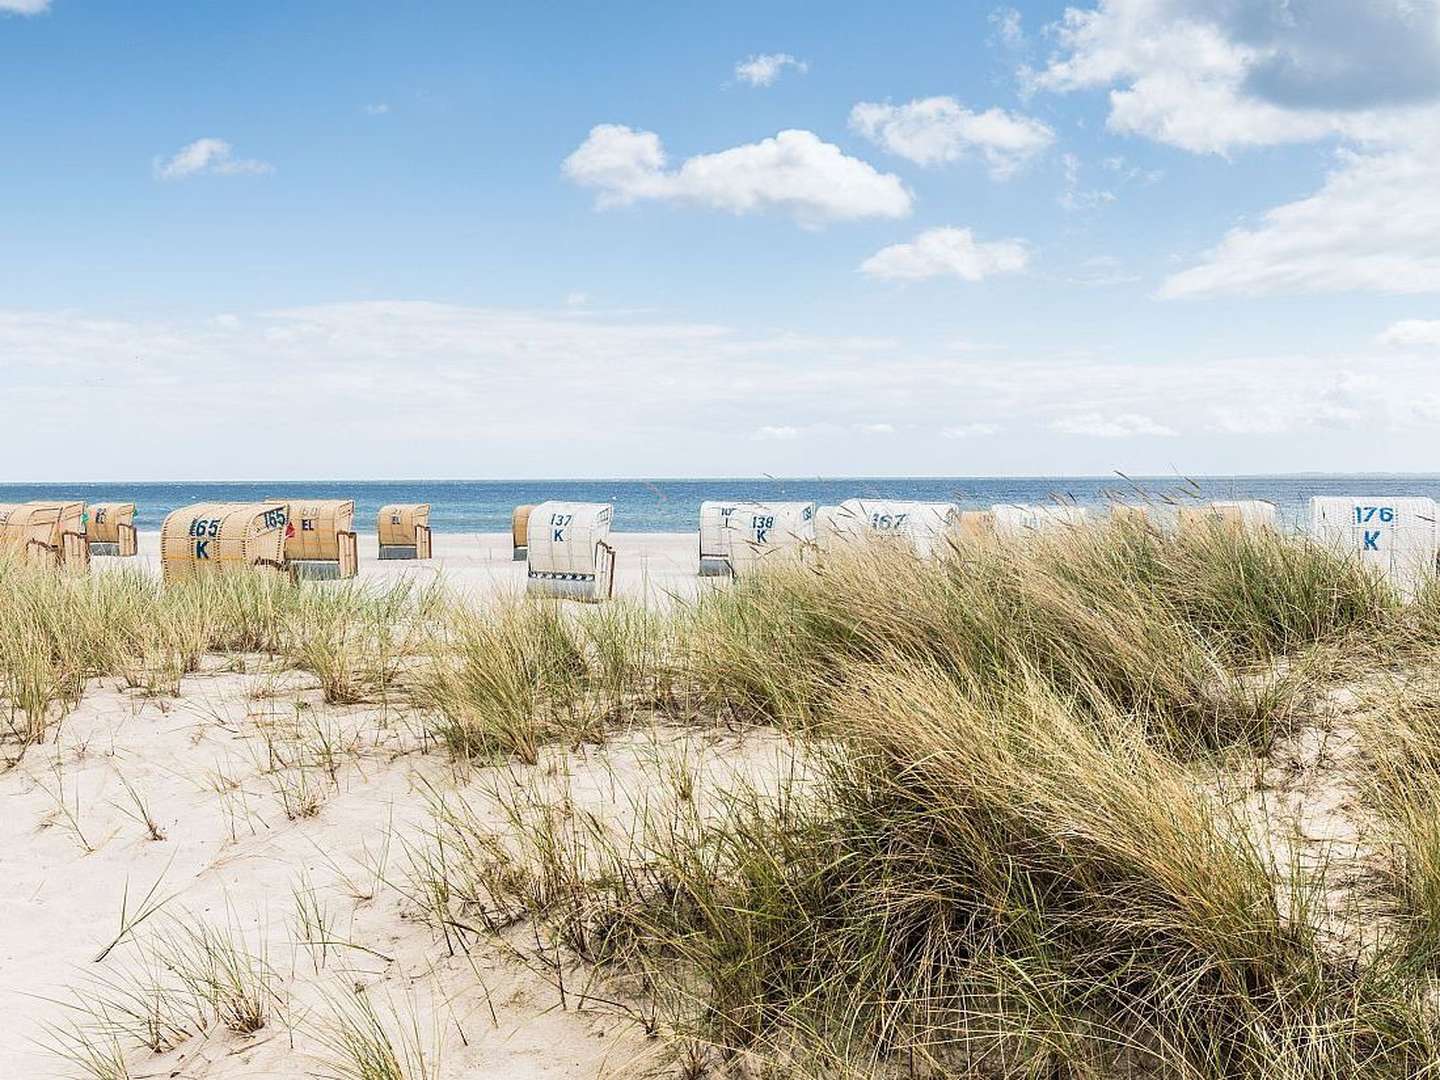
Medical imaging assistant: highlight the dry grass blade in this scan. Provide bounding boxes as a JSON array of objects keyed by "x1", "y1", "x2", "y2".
[
  {"x1": 94, "y1": 860, "x2": 177, "y2": 963},
  {"x1": 312, "y1": 988, "x2": 441, "y2": 1080}
]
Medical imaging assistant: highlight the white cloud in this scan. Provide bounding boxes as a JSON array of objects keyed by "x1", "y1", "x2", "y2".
[
  {"x1": 1161, "y1": 144, "x2": 1440, "y2": 297},
  {"x1": 1031, "y1": 0, "x2": 1440, "y2": 155},
  {"x1": 1314, "y1": 371, "x2": 1385, "y2": 428},
  {"x1": 990, "y1": 7, "x2": 1025, "y2": 49},
  {"x1": 860, "y1": 227, "x2": 1029, "y2": 282},
  {"x1": 857, "y1": 422, "x2": 895, "y2": 435},
  {"x1": 0, "y1": 0, "x2": 49, "y2": 13},
  {"x1": 733, "y1": 53, "x2": 808, "y2": 87},
  {"x1": 563, "y1": 124, "x2": 912, "y2": 225},
  {"x1": 363, "y1": 103, "x2": 391, "y2": 115},
  {"x1": 1412, "y1": 395, "x2": 1440, "y2": 424},
  {"x1": 849, "y1": 96, "x2": 1054, "y2": 179},
  {"x1": 1060, "y1": 152, "x2": 1161, "y2": 212},
  {"x1": 1208, "y1": 371, "x2": 1388, "y2": 434},
  {"x1": 1061, "y1": 152, "x2": 1080, "y2": 187},
  {"x1": 153, "y1": 138, "x2": 273, "y2": 181},
  {"x1": 1380, "y1": 319, "x2": 1440, "y2": 347},
  {"x1": 1052, "y1": 412, "x2": 1178, "y2": 438},
  {"x1": 5, "y1": 302, "x2": 1440, "y2": 478},
  {"x1": 563, "y1": 126, "x2": 668, "y2": 204},
  {"x1": 942, "y1": 422, "x2": 1001, "y2": 439},
  {"x1": 1065, "y1": 255, "x2": 1140, "y2": 287},
  {"x1": 1032, "y1": 3, "x2": 1328, "y2": 153},
  {"x1": 1034, "y1": 3, "x2": 1440, "y2": 302},
  {"x1": 1102, "y1": 155, "x2": 1163, "y2": 184},
  {"x1": 1059, "y1": 187, "x2": 1116, "y2": 212}
]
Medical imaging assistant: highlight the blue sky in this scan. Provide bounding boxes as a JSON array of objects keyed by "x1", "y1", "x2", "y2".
[{"x1": 3, "y1": 0, "x2": 1439, "y2": 480}]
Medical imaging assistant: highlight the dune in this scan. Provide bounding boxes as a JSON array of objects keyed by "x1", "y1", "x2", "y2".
[
  {"x1": 6, "y1": 522, "x2": 1440, "y2": 1078},
  {"x1": 1, "y1": 648, "x2": 794, "y2": 1077}
]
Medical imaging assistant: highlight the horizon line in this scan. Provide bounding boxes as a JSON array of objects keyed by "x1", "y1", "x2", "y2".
[{"x1": 6, "y1": 471, "x2": 1440, "y2": 486}]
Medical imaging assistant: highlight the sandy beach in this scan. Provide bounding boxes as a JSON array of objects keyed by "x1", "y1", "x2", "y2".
[
  {"x1": 105, "y1": 530, "x2": 716, "y2": 607},
  {"x1": 2, "y1": 530, "x2": 753, "y2": 1078},
  {"x1": 1, "y1": 687, "x2": 795, "y2": 1079},
  {"x1": 2, "y1": 530, "x2": 800, "y2": 1078},
  {"x1": 6, "y1": 521, "x2": 1440, "y2": 1079}
]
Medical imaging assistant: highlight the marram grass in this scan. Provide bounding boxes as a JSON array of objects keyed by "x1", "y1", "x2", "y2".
[{"x1": 13, "y1": 523, "x2": 1440, "y2": 1079}]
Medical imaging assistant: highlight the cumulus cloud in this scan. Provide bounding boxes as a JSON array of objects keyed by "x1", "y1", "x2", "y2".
[
  {"x1": 1031, "y1": 0, "x2": 1440, "y2": 154},
  {"x1": 1380, "y1": 319, "x2": 1440, "y2": 347},
  {"x1": 363, "y1": 103, "x2": 391, "y2": 115},
  {"x1": 0, "y1": 0, "x2": 50, "y2": 13},
  {"x1": 563, "y1": 124, "x2": 912, "y2": 225},
  {"x1": 733, "y1": 53, "x2": 808, "y2": 87},
  {"x1": 1160, "y1": 144, "x2": 1440, "y2": 297},
  {"x1": 1051, "y1": 412, "x2": 1179, "y2": 438},
  {"x1": 1237, "y1": 2, "x2": 1440, "y2": 111},
  {"x1": 754, "y1": 425, "x2": 800, "y2": 440},
  {"x1": 153, "y1": 138, "x2": 273, "y2": 181},
  {"x1": 1032, "y1": 1, "x2": 1331, "y2": 153},
  {"x1": 1030, "y1": 2, "x2": 1440, "y2": 299},
  {"x1": 849, "y1": 96, "x2": 1054, "y2": 179},
  {"x1": 860, "y1": 227, "x2": 1029, "y2": 282}
]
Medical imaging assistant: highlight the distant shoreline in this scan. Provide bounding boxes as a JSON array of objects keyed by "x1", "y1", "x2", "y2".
[{"x1": 7, "y1": 472, "x2": 1440, "y2": 485}]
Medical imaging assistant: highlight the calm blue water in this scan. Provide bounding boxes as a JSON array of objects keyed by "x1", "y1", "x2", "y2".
[{"x1": 3, "y1": 477, "x2": 1440, "y2": 532}]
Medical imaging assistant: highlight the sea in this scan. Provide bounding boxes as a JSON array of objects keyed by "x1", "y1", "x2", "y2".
[{"x1": 3, "y1": 477, "x2": 1439, "y2": 533}]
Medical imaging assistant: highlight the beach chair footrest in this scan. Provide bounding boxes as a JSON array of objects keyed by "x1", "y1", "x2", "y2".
[{"x1": 292, "y1": 559, "x2": 345, "y2": 581}]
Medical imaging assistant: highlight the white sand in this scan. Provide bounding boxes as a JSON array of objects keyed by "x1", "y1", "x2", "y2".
[
  {"x1": 2, "y1": 533, "x2": 793, "y2": 1077},
  {"x1": 112, "y1": 530, "x2": 716, "y2": 607},
  {"x1": 0, "y1": 657, "x2": 793, "y2": 1077},
  {"x1": 5, "y1": 529, "x2": 789, "y2": 1077}
]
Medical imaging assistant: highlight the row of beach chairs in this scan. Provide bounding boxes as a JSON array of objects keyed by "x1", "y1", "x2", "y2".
[
  {"x1": 4, "y1": 495, "x2": 1436, "y2": 602},
  {"x1": 0, "y1": 500, "x2": 430, "y2": 581},
  {"x1": 699, "y1": 498, "x2": 1279, "y2": 575},
  {"x1": 0, "y1": 501, "x2": 132, "y2": 574},
  {"x1": 0, "y1": 498, "x2": 613, "y2": 601},
  {"x1": 697, "y1": 497, "x2": 1440, "y2": 597}
]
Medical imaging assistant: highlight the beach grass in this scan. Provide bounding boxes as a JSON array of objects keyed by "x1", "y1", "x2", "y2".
[{"x1": 9, "y1": 523, "x2": 1440, "y2": 1078}]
